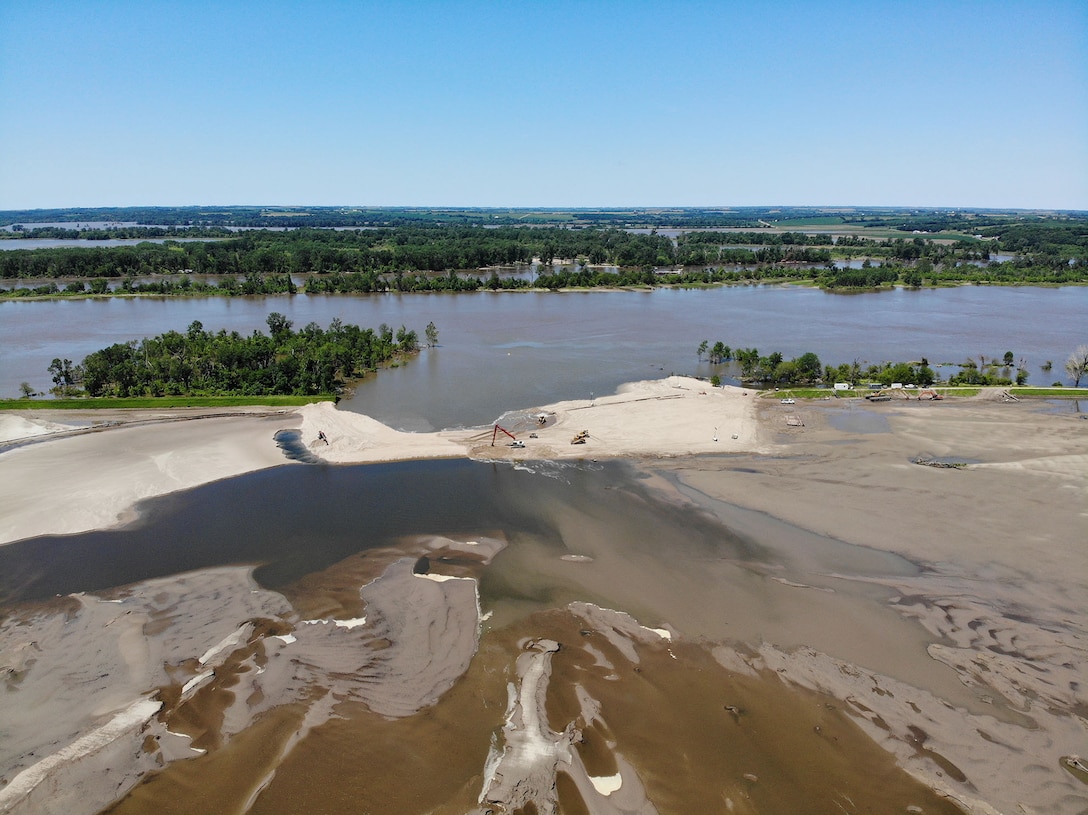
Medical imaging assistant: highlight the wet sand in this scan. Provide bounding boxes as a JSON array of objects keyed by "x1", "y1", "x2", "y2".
[
  {"x1": 0, "y1": 408, "x2": 294, "y2": 544},
  {"x1": 1, "y1": 385, "x2": 1086, "y2": 814},
  {"x1": 0, "y1": 377, "x2": 757, "y2": 545}
]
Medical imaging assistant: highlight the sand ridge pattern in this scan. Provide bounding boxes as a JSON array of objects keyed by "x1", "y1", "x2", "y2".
[{"x1": 2, "y1": 384, "x2": 1086, "y2": 813}]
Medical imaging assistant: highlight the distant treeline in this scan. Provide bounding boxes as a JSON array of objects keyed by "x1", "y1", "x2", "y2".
[
  {"x1": 0, "y1": 226, "x2": 236, "y2": 240},
  {"x1": 0, "y1": 226, "x2": 677, "y2": 279},
  {"x1": 676, "y1": 230, "x2": 1085, "y2": 267},
  {"x1": 0, "y1": 220, "x2": 1085, "y2": 297},
  {"x1": 3, "y1": 260, "x2": 1083, "y2": 300},
  {"x1": 47, "y1": 314, "x2": 423, "y2": 398},
  {"x1": 3, "y1": 205, "x2": 1085, "y2": 232}
]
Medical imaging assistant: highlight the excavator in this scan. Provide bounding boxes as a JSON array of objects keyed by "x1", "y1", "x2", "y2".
[
  {"x1": 491, "y1": 425, "x2": 524, "y2": 448},
  {"x1": 571, "y1": 430, "x2": 589, "y2": 445}
]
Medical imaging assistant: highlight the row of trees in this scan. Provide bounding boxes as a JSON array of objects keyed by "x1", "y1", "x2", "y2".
[
  {"x1": 5, "y1": 260, "x2": 1083, "y2": 301},
  {"x1": 3, "y1": 222, "x2": 1083, "y2": 282},
  {"x1": 698, "y1": 341, "x2": 940, "y2": 387},
  {"x1": 695, "y1": 343, "x2": 1088, "y2": 388},
  {"x1": 1, "y1": 225, "x2": 235, "y2": 240},
  {"x1": 698, "y1": 343, "x2": 830, "y2": 386},
  {"x1": 49, "y1": 314, "x2": 428, "y2": 398},
  {"x1": 0, "y1": 226, "x2": 680, "y2": 280}
]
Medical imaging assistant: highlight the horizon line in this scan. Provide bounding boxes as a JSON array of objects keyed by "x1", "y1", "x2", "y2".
[{"x1": 2, "y1": 204, "x2": 1086, "y2": 214}]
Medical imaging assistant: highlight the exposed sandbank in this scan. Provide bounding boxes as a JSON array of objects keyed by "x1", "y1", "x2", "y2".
[
  {"x1": 1, "y1": 381, "x2": 1086, "y2": 814},
  {"x1": 0, "y1": 376, "x2": 760, "y2": 545}
]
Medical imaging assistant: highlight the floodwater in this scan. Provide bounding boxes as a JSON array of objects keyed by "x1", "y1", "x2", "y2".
[
  {"x1": 0, "y1": 456, "x2": 995, "y2": 815},
  {"x1": 2, "y1": 286, "x2": 1084, "y2": 427},
  {"x1": 0, "y1": 457, "x2": 920, "y2": 653},
  {"x1": 0, "y1": 237, "x2": 216, "y2": 250},
  {"x1": 2, "y1": 286, "x2": 1085, "y2": 813}
]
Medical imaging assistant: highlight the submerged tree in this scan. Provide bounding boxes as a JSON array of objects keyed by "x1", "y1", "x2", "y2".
[{"x1": 1065, "y1": 345, "x2": 1088, "y2": 387}]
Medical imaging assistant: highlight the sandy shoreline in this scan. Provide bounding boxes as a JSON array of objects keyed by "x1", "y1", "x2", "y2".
[
  {"x1": 2, "y1": 380, "x2": 1086, "y2": 814},
  {"x1": 0, "y1": 376, "x2": 760, "y2": 545}
]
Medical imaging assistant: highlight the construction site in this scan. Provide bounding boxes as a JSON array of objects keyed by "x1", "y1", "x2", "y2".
[{"x1": 453, "y1": 377, "x2": 759, "y2": 461}]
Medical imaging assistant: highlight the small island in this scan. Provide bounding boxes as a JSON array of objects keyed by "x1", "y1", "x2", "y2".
[{"x1": 28, "y1": 314, "x2": 434, "y2": 406}]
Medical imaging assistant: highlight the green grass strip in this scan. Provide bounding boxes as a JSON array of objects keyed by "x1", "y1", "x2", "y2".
[
  {"x1": 756, "y1": 386, "x2": 1086, "y2": 400},
  {"x1": 0, "y1": 394, "x2": 334, "y2": 410}
]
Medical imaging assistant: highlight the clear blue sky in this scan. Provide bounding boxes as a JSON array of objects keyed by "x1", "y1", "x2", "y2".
[{"x1": 1, "y1": 0, "x2": 1085, "y2": 210}]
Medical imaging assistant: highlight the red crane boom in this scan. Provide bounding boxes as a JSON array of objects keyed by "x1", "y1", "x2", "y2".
[{"x1": 491, "y1": 424, "x2": 517, "y2": 446}]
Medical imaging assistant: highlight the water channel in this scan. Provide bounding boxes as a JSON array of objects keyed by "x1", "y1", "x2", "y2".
[
  {"x1": 2, "y1": 286, "x2": 1083, "y2": 428},
  {"x1": 1, "y1": 285, "x2": 1083, "y2": 815}
]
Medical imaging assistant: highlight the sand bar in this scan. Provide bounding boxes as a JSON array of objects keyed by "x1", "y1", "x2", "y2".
[
  {"x1": 2, "y1": 381, "x2": 1086, "y2": 814},
  {"x1": 0, "y1": 376, "x2": 758, "y2": 545}
]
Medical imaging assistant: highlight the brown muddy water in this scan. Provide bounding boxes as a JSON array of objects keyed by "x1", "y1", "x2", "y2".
[
  {"x1": 1, "y1": 457, "x2": 981, "y2": 814},
  {"x1": 3, "y1": 286, "x2": 1085, "y2": 426}
]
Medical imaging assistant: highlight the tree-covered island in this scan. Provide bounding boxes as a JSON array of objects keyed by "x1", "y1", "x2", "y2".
[{"x1": 45, "y1": 314, "x2": 426, "y2": 399}]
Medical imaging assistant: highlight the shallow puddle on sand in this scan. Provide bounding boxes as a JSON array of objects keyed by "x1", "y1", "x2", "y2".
[{"x1": 825, "y1": 405, "x2": 893, "y2": 434}]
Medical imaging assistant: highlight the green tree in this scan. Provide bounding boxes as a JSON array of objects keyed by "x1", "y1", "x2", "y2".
[
  {"x1": 697, "y1": 340, "x2": 708, "y2": 361},
  {"x1": 19, "y1": 382, "x2": 34, "y2": 398},
  {"x1": 879, "y1": 362, "x2": 918, "y2": 386},
  {"x1": 396, "y1": 325, "x2": 419, "y2": 352},
  {"x1": 266, "y1": 312, "x2": 293, "y2": 339},
  {"x1": 48, "y1": 357, "x2": 76, "y2": 394},
  {"x1": 795, "y1": 352, "x2": 822, "y2": 382},
  {"x1": 902, "y1": 270, "x2": 922, "y2": 287},
  {"x1": 735, "y1": 348, "x2": 760, "y2": 380},
  {"x1": 758, "y1": 352, "x2": 783, "y2": 382},
  {"x1": 425, "y1": 321, "x2": 439, "y2": 347},
  {"x1": 773, "y1": 359, "x2": 799, "y2": 384}
]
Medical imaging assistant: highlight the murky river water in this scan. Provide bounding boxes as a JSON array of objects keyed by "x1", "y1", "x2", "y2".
[
  {"x1": 2, "y1": 287, "x2": 1084, "y2": 814},
  {"x1": 2, "y1": 286, "x2": 1083, "y2": 427}
]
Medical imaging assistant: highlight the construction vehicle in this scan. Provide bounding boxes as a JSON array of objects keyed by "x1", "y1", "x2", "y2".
[
  {"x1": 917, "y1": 389, "x2": 943, "y2": 400},
  {"x1": 491, "y1": 425, "x2": 517, "y2": 446},
  {"x1": 571, "y1": 430, "x2": 589, "y2": 445}
]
